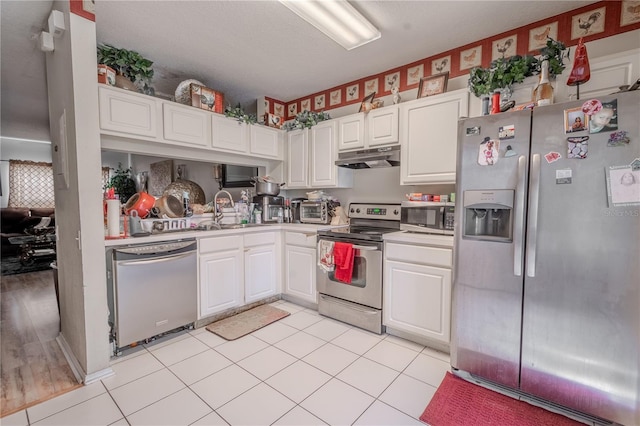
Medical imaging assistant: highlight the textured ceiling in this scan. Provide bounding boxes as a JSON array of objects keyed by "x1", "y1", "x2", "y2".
[{"x1": 1, "y1": 0, "x2": 597, "y2": 141}]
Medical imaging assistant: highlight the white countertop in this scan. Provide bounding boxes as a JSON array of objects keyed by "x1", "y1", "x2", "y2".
[
  {"x1": 104, "y1": 223, "x2": 348, "y2": 247},
  {"x1": 383, "y1": 231, "x2": 454, "y2": 248}
]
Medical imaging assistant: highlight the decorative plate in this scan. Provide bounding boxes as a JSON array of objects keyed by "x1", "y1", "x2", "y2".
[{"x1": 174, "y1": 79, "x2": 204, "y2": 105}]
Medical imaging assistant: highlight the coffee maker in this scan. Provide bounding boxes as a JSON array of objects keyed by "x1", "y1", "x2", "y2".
[{"x1": 253, "y1": 195, "x2": 284, "y2": 223}]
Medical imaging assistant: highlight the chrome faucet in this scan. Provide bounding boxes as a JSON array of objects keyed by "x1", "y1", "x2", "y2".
[{"x1": 213, "y1": 190, "x2": 235, "y2": 223}]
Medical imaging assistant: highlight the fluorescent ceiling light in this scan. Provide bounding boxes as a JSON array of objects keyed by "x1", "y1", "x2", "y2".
[{"x1": 280, "y1": 0, "x2": 380, "y2": 50}]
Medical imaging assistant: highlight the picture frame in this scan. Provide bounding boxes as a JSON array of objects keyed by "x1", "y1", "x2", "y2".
[
  {"x1": 359, "y1": 92, "x2": 376, "y2": 112},
  {"x1": 417, "y1": 72, "x2": 449, "y2": 98},
  {"x1": 564, "y1": 106, "x2": 589, "y2": 133}
]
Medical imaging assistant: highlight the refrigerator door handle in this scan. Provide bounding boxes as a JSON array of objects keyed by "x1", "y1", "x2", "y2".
[
  {"x1": 513, "y1": 155, "x2": 527, "y2": 276},
  {"x1": 526, "y1": 153, "x2": 541, "y2": 277}
]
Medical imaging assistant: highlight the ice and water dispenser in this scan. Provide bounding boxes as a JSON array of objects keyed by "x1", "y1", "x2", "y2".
[{"x1": 463, "y1": 190, "x2": 514, "y2": 241}]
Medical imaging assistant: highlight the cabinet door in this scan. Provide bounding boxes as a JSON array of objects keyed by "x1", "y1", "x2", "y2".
[
  {"x1": 284, "y1": 245, "x2": 317, "y2": 304},
  {"x1": 400, "y1": 90, "x2": 468, "y2": 184},
  {"x1": 310, "y1": 120, "x2": 337, "y2": 187},
  {"x1": 286, "y1": 129, "x2": 309, "y2": 188},
  {"x1": 98, "y1": 86, "x2": 158, "y2": 138},
  {"x1": 199, "y1": 249, "x2": 244, "y2": 318},
  {"x1": 338, "y1": 114, "x2": 365, "y2": 152},
  {"x1": 162, "y1": 102, "x2": 210, "y2": 147},
  {"x1": 211, "y1": 114, "x2": 249, "y2": 153},
  {"x1": 368, "y1": 105, "x2": 399, "y2": 148},
  {"x1": 384, "y1": 260, "x2": 452, "y2": 343},
  {"x1": 244, "y1": 245, "x2": 277, "y2": 303},
  {"x1": 250, "y1": 125, "x2": 282, "y2": 159}
]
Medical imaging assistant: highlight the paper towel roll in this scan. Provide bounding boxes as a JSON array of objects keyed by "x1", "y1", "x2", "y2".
[{"x1": 106, "y1": 199, "x2": 121, "y2": 237}]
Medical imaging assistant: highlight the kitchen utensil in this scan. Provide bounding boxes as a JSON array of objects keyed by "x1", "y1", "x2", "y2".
[
  {"x1": 163, "y1": 179, "x2": 206, "y2": 205},
  {"x1": 254, "y1": 180, "x2": 285, "y2": 196},
  {"x1": 154, "y1": 195, "x2": 184, "y2": 218},
  {"x1": 123, "y1": 191, "x2": 155, "y2": 218}
]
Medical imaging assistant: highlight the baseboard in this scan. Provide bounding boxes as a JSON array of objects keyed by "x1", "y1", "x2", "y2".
[
  {"x1": 56, "y1": 333, "x2": 114, "y2": 385},
  {"x1": 385, "y1": 327, "x2": 450, "y2": 354}
]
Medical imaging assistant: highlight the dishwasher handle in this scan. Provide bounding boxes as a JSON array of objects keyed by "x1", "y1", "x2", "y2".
[{"x1": 116, "y1": 251, "x2": 195, "y2": 266}]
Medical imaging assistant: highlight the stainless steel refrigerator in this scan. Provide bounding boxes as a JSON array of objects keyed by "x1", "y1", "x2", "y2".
[{"x1": 452, "y1": 91, "x2": 639, "y2": 425}]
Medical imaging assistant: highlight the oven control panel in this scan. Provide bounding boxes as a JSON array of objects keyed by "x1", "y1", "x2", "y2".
[{"x1": 348, "y1": 203, "x2": 401, "y2": 220}]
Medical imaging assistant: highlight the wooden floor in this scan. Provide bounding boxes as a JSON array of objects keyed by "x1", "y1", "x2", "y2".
[{"x1": 1, "y1": 269, "x2": 81, "y2": 417}]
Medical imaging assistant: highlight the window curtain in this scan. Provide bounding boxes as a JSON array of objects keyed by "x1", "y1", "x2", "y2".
[{"x1": 7, "y1": 160, "x2": 55, "y2": 208}]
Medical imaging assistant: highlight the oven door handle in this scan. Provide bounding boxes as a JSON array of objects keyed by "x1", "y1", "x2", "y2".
[{"x1": 352, "y1": 245, "x2": 379, "y2": 251}]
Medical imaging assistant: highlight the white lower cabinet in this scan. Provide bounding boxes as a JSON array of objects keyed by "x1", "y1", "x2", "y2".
[
  {"x1": 198, "y1": 231, "x2": 280, "y2": 319},
  {"x1": 244, "y1": 232, "x2": 280, "y2": 304},
  {"x1": 383, "y1": 240, "x2": 453, "y2": 344},
  {"x1": 199, "y1": 236, "x2": 244, "y2": 318},
  {"x1": 283, "y1": 231, "x2": 317, "y2": 304}
]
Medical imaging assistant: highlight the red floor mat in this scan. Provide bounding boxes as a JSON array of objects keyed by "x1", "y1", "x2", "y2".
[{"x1": 420, "y1": 372, "x2": 584, "y2": 426}]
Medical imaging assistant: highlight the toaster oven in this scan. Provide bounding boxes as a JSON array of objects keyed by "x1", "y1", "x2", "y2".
[{"x1": 300, "y1": 201, "x2": 331, "y2": 224}]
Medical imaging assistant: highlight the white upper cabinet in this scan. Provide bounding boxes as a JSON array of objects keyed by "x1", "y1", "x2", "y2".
[
  {"x1": 310, "y1": 120, "x2": 338, "y2": 187},
  {"x1": 250, "y1": 124, "x2": 282, "y2": 159},
  {"x1": 211, "y1": 114, "x2": 249, "y2": 153},
  {"x1": 400, "y1": 89, "x2": 468, "y2": 185},
  {"x1": 368, "y1": 105, "x2": 399, "y2": 148},
  {"x1": 98, "y1": 86, "x2": 159, "y2": 139},
  {"x1": 338, "y1": 113, "x2": 365, "y2": 151},
  {"x1": 162, "y1": 102, "x2": 210, "y2": 147},
  {"x1": 286, "y1": 129, "x2": 309, "y2": 188},
  {"x1": 337, "y1": 105, "x2": 399, "y2": 152},
  {"x1": 286, "y1": 122, "x2": 352, "y2": 189}
]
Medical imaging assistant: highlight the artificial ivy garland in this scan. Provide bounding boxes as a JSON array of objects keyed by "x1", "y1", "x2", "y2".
[
  {"x1": 224, "y1": 104, "x2": 258, "y2": 125},
  {"x1": 282, "y1": 110, "x2": 331, "y2": 131}
]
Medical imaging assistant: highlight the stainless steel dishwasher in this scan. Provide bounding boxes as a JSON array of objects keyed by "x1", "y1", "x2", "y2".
[{"x1": 110, "y1": 239, "x2": 197, "y2": 352}]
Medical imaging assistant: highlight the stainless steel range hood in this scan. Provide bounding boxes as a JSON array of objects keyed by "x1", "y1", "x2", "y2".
[{"x1": 335, "y1": 145, "x2": 400, "y2": 169}]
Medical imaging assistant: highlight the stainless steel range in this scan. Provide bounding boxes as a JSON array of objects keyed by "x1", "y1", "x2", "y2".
[{"x1": 317, "y1": 203, "x2": 401, "y2": 334}]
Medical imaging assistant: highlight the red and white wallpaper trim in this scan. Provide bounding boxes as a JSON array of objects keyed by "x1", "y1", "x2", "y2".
[{"x1": 282, "y1": 1, "x2": 640, "y2": 119}]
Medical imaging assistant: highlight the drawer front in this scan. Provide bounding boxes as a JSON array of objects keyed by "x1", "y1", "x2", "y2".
[
  {"x1": 285, "y1": 231, "x2": 317, "y2": 248},
  {"x1": 244, "y1": 231, "x2": 276, "y2": 247},
  {"x1": 199, "y1": 235, "x2": 242, "y2": 254},
  {"x1": 385, "y1": 242, "x2": 452, "y2": 268}
]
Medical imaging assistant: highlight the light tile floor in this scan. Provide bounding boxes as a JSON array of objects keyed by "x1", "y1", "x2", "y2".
[{"x1": 2, "y1": 300, "x2": 450, "y2": 426}]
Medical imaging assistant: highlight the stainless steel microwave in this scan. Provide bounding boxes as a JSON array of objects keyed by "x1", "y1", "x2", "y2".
[
  {"x1": 300, "y1": 201, "x2": 331, "y2": 224},
  {"x1": 400, "y1": 201, "x2": 455, "y2": 235}
]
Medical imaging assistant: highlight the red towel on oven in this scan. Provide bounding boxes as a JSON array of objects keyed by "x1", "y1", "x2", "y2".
[{"x1": 333, "y1": 242, "x2": 354, "y2": 284}]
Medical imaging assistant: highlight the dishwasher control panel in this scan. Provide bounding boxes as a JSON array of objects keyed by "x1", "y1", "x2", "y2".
[{"x1": 116, "y1": 240, "x2": 196, "y2": 255}]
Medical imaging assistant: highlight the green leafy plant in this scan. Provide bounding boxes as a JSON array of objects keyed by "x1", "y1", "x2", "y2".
[
  {"x1": 97, "y1": 44, "x2": 154, "y2": 94},
  {"x1": 282, "y1": 110, "x2": 331, "y2": 131},
  {"x1": 106, "y1": 163, "x2": 136, "y2": 203},
  {"x1": 538, "y1": 37, "x2": 571, "y2": 78},
  {"x1": 224, "y1": 103, "x2": 257, "y2": 124},
  {"x1": 468, "y1": 37, "x2": 568, "y2": 98}
]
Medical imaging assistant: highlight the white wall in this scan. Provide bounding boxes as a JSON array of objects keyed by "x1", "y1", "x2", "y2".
[
  {"x1": 46, "y1": 2, "x2": 111, "y2": 380},
  {"x1": 0, "y1": 137, "x2": 53, "y2": 207}
]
